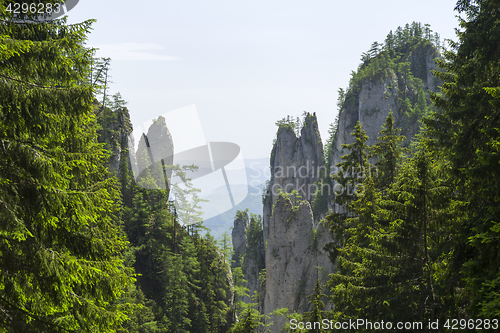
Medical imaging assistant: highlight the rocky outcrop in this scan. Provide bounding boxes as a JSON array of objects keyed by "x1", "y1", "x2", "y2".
[
  {"x1": 97, "y1": 105, "x2": 133, "y2": 174},
  {"x1": 232, "y1": 213, "x2": 248, "y2": 266},
  {"x1": 264, "y1": 195, "x2": 320, "y2": 330},
  {"x1": 330, "y1": 43, "x2": 440, "y2": 172},
  {"x1": 97, "y1": 106, "x2": 174, "y2": 192},
  {"x1": 232, "y1": 113, "x2": 334, "y2": 332},
  {"x1": 232, "y1": 41, "x2": 441, "y2": 332},
  {"x1": 134, "y1": 116, "x2": 174, "y2": 190},
  {"x1": 263, "y1": 113, "x2": 325, "y2": 239},
  {"x1": 263, "y1": 114, "x2": 334, "y2": 326},
  {"x1": 231, "y1": 210, "x2": 265, "y2": 307}
]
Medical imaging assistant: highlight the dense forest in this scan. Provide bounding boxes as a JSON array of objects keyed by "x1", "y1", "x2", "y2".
[
  {"x1": 321, "y1": 1, "x2": 500, "y2": 330},
  {"x1": 0, "y1": 0, "x2": 499, "y2": 332},
  {"x1": 0, "y1": 1, "x2": 235, "y2": 332},
  {"x1": 330, "y1": 0, "x2": 500, "y2": 320}
]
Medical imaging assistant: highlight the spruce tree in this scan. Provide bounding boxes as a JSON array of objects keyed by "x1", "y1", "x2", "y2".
[
  {"x1": 0, "y1": 4, "x2": 133, "y2": 331},
  {"x1": 231, "y1": 305, "x2": 259, "y2": 333},
  {"x1": 327, "y1": 138, "x2": 457, "y2": 327},
  {"x1": 370, "y1": 112, "x2": 406, "y2": 191},
  {"x1": 332, "y1": 121, "x2": 371, "y2": 209},
  {"x1": 366, "y1": 144, "x2": 452, "y2": 323},
  {"x1": 327, "y1": 175, "x2": 384, "y2": 323},
  {"x1": 427, "y1": 0, "x2": 500, "y2": 317},
  {"x1": 326, "y1": 121, "x2": 371, "y2": 258},
  {"x1": 305, "y1": 280, "x2": 327, "y2": 333}
]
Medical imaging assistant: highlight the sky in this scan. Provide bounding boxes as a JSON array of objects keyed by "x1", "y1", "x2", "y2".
[{"x1": 67, "y1": 0, "x2": 460, "y2": 160}]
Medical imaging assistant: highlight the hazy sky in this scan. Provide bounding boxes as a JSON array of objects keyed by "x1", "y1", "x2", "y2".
[{"x1": 68, "y1": 0, "x2": 460, "y2": 159}]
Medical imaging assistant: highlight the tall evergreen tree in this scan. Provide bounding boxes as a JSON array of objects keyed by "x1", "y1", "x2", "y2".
[
  {"x1": 427, "y1": 0, "x2": 500, "y2": 317},
  {"x1": 370, "y1": 112, "x2": 406, "y2": 191},
  {"x1": 326, "y1": 121, "x2": 371, "y2": 259},
  {"x1": 305, "y1": 280, "x2": 327, "y2": 333},
  {"x1": 328, "y1": 143, "x2": 456, "y2": 327},
  {"x1": 0, "y1": 4, "x2": 134, "y2": 331},
  {"x1": 332, "y1": 121, "x2": 371, "y2": 208}
]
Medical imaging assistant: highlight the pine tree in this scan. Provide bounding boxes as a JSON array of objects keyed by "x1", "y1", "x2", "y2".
[
  {"x1": 427, "y1": 0, "x2": 500, "y2": 317},
  {"x1": 332, "y1": 121, "x2": 370, "y2": 208},
  {"x1": 327, "y1": 137, "x2": 458, "y2": 326},
  {"x1": 231, "y1": 305, "x2": 259, "y2": 333},
  {"x1": 326, "y1": 121, "x2": 371, "y2": 259},
  {"x1": 370, "y1": 112, "x2": 406, "y2": 191},
  {"x1": 0, "y1": 5, "x2": 133, "y2": 331},
  {"x1": 305, "y1": 280, "x2": 327, "y2": 333}
]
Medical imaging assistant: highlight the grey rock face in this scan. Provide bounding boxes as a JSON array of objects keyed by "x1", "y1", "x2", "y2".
[
  {"x1": 98, "y1": 107, "x2": 133, "y2": 175},
  {"x1": 262, "y1": 113, "x2": 334, "y2": 331},
  {"x1": 264, "y1": 113, "x2": 325, "y2": 239},
  {"x1": 330, "y1": 44, "x2": 440, "y2": 174},
  {"x1": 232, "y1": 213, "x2": 249, "y2": 266},
  {"x1": 231, "y1": 211, "x2": 265, "y2": 306},
  {"x1": 270, "y1": 115, "x2": 324, "y2": 203},
  {"x1": 134, "y1": 116, "x2": 174, "y2": 190},
  {"x1": 264, "y1": 196, "x2": 318, "y2": 331}
]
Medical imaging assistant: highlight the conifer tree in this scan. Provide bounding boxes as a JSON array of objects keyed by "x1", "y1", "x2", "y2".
[
  {"x1": 427, "y1": 0, "x2": 500, "y2": 317},
  {"x1": 384, "y1": 30, "x2": 395, "y2": 53},
  {"x1": 327, "y1": 175, "x2": 383, "y2": 322},
  {"x1": 0, "y1": 4, "x2": 134, "y2": 331},
  {"x1": 231, "y1": 305, "x2": 259, "y2": 333},
  {"x1": 326, "y1": 121, "x2": 371, "y2": 258},
  {"x1": 328, "y1": 143, "x2": 453, "y2": 325},
  {"x1": 370, "y1": 112, "x2": 406, "y2": 191},
  {"x1": 332, "y1": 121, "x2": 370, "y2": 208},
  {"x1": 305, "y1": 280, "x2": 327, "y2": 333}
]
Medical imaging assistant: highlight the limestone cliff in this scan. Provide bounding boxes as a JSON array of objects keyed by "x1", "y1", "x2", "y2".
[
  {"x1": 230, "y1": 29, "x2": 444, "y2": 331},
  {"x1": 96, "y1": 103, "x2": 133, "y2": 174},
  {"x1": 330, "y1": 41, "x2": 441, "y2": 172},
  {"x1": 264, "y1": 195, "x2": 329, "y2": 330},
  {"x1": 263, "y1": 113, "x2": 325, "y2": 239},
  {"x1": 262, "y1": 113, "x2": 334, "y2": 331},
  {"x1": 134, "y1": 116, "x2": 174, "y2": 190},
  {"x1": 233, "y1": 113, "x2": 334, "y2": 332},
  {"x1": 231, "y1": 210, "x2": 265, "y2": 307}
]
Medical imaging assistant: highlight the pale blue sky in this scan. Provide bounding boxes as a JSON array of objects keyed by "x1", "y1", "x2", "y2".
[{"x1": 68, "y1": 0, "x2": 460, "y2": 159}]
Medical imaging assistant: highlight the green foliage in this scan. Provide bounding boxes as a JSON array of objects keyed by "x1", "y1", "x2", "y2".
[
  {"x1": 325, "y1": 4, "x2": 500, "y2": 326},
  {"x1": 305, "y1": 280, "x2": 327, "y2": 333},
  {"x1": 0, "y1": 5, "x2": 134, "y2": 332},
  {"x1": 326, "y1": 122, "x2": 371, "y2": 262},
  {"x1": 426, "y1": 0, "x2": 500, "y2": 317},
  {"x1": 116, "y1": 285, "x2": 159, "y2": 333},
  {"x1": 370, "y1": 111, "x2": 407, "y2": 190},
  {"x1": 275, "y1": 115, "x2": 299, "y2": 136},
  {"x1": 95, "y1": 52, "x2": 233, "y2": 333},
  {"x1": 330, "y1": 22, "x2": 440, "y2": 151},
  {"x1": 327, "y1": 137, "x2": 460, "y2": 326},
  {"x1": 333, "y1": 121, "x2": 371, "y2": 208},
  {"x1": 169, "y1": 164, "x2": 208, "y2": 230},
  {"x1": 219, "y1": 231, "x2": 234, "y2": 262},
  {"x1": 231, "y1": 304, "x2": 261, "y2": 333}
]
